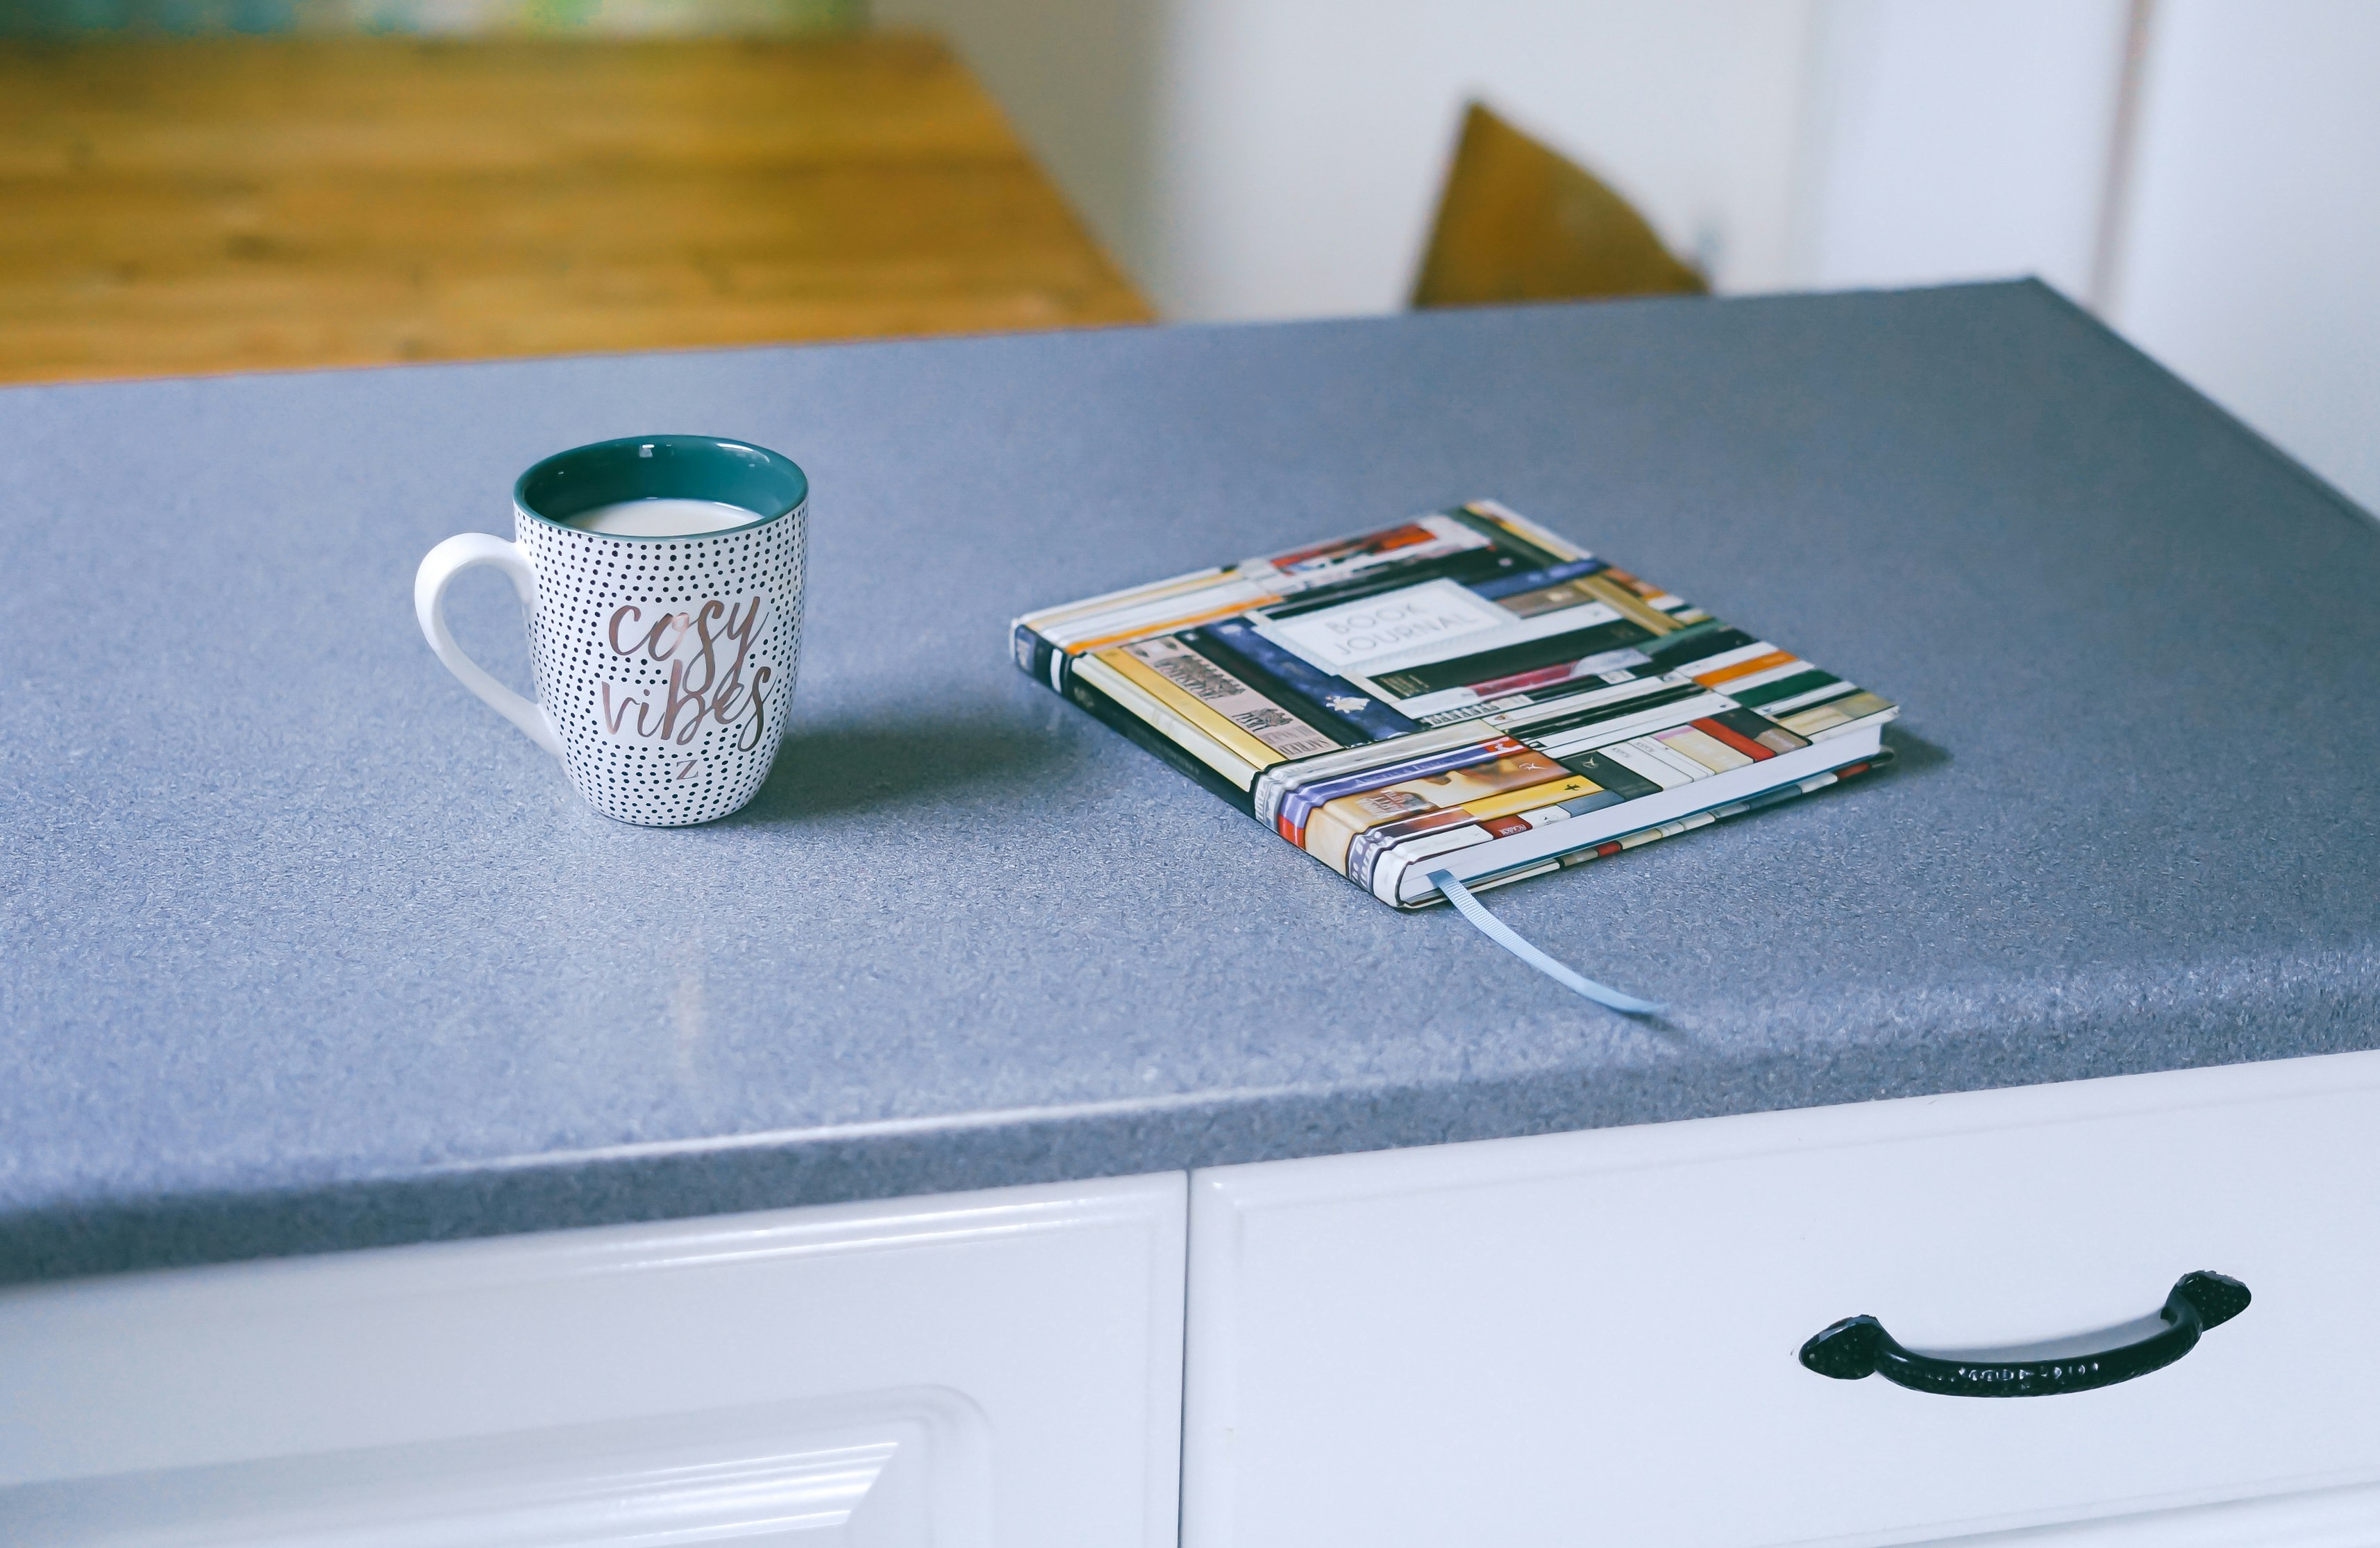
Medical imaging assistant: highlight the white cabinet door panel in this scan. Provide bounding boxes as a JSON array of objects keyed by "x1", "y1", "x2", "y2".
[
  {"x1": 0, "y1": 1173, "x2": 1187, "y2": 1547},
  {"x1": 1184, "y1": 1052, "x2": 2380, "y2": 1548}
]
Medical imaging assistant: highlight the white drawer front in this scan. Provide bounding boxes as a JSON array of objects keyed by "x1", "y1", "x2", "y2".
[
  {"x1": 0, "y1": 1174, "x2": 1187, "y2": 1547},
  {"x1": 1184, "y1": 1052, "x2": 2380, "y2": 1548}
]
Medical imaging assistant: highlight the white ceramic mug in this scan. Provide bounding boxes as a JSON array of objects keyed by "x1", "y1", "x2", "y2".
[{"x1": 414, "y1": 435, "x2": 807, "y2": 827}]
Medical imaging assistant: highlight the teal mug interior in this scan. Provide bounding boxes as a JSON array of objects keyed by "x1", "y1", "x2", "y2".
[{"x1": 514, "y1": 435, "x2": 808, "y2": 536}]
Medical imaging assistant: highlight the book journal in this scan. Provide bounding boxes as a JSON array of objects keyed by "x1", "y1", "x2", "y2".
[{"x1": 1011, "y1": 501, "x2": 1896, "y2": 911}]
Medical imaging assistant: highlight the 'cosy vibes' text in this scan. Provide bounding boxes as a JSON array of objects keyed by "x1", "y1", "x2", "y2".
[{"x1": 596, "y1": 597, "x2": 773, "y2": 751}]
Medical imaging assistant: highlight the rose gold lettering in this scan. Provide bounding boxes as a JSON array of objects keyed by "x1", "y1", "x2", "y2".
[
  {"x1": 601, "y1": 682, "x2": 631, "y2": 733},
  {"x1": 708, "y1": 676, "x2": 748, "y2": 728},
  {"x1": 639, "y1": 610, "x2": 694, "y2": 663},
  {"x1": 720, "y1": 596, "x2": 764, "y2": 680},
  {"x1": 600, "y1": 681, "x2": 659, "y2": 737},
  {"x1": 658, "y1": 659, "x2": 712, "y2": 745},
  {"x1": 607, "y1": 605, "x2": 643, "y2": 657},
  {"x1": 602, "y1": 594, "x2": 772, "y2": 749},
  {"x1": 702, "y1": 595, "x2": 767, "y2": 740},
  {"x1": 680, "y1": 600, "x2": 728, "y2": 695},
  {"x1": 736, "y1": 665, "x2": 773, "y2": 750}
]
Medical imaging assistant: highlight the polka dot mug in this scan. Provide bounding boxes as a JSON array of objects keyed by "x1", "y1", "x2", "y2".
[{"x1": 414, "y1": 436, "x2": 807, "y2": 827}]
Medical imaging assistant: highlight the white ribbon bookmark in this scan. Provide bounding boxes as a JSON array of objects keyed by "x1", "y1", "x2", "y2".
[{"x1": 1427, "y1": 868, "x2": 1666, "y2": 1016}]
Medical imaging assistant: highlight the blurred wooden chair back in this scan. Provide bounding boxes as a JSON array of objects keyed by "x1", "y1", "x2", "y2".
[{"x1": 1413, "y1": 101, "x2": 1706, "y2": 309}]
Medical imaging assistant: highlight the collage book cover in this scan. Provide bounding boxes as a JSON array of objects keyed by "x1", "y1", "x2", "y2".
[{"x1": 1012, "y1": 501, "x2": 1896, "y2": 909}]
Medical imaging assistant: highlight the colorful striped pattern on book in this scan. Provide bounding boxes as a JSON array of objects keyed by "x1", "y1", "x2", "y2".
[{"x1": 1012, "y1": 501, "x2": 1898, "y2": 909}]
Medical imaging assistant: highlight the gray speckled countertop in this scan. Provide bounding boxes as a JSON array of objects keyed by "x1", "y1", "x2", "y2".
[{"x1": 6, "y1": 282, "x2": 2378, "y2": 1284}]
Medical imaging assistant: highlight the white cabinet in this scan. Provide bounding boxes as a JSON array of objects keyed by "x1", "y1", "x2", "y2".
[
  {"x1": 0, "y1": 1174, "x2": 1187, "y2": 1548},
  {"x1": 18, "y1": 1053, "x2": 2380, "y2": 1547},
  {"x1": 1182, "y1": 1051, "x2": 2380, "y2": 1548}
]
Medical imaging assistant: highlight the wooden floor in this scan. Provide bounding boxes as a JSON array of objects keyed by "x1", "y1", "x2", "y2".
[{"x1": 0, "y1": 33, "x2": 1152, "y2": 384}]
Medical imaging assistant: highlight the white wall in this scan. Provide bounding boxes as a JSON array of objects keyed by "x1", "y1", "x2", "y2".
[
  {"x1": 886, "y1": 0, "x2": 1815, "y2": 321},
  {"x1": 888, "y1": 0, "x2": 2131, "y2": 321},
  {"x1": 1147, "y1": 0, "x2": 1812, "y2": 321},
  {"x1": 1793, "y1": 0, "x2": 2133, "y2": 301},
  {"x1": 2103, "y1": 0, "x2": 2380, "y2": 512},
  {"x1": 873, "y1": 0, "x2": 1165, "y2": 300},
  {"x1": 898, "y1": 0, "x2": 2380, "y2": 514}
]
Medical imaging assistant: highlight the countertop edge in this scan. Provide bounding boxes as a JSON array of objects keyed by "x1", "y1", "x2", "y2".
[{"x1": 10, "y1": 1020, "x2": 2376, "y2": 1287}]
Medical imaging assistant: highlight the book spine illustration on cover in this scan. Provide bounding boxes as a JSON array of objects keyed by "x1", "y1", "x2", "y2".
[
  {"x1": 1009, "y1": 502, "x2": 1899, "y2": 907},
  {"x1": 1414, "y1": 751, "x2": 1893, "y2": 909}
]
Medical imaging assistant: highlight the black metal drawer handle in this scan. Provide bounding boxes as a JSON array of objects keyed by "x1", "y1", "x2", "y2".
[{"x1": 1800, "y1": 1271, "x2": 2250, "y2": 1397}]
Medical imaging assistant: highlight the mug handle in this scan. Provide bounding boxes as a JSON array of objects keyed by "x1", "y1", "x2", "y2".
[{"x1": 414, "y1": 533, "x2": 565, "y2": 759}]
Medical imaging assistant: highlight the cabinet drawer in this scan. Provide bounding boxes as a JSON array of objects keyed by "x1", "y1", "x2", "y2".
[
  {"x1": 1184, "y1": 1052, "x2": 2380, "y2": 1548},
  {"x1": 1, "y1": 1174, "x2": 1186, "y2": 1547}
]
